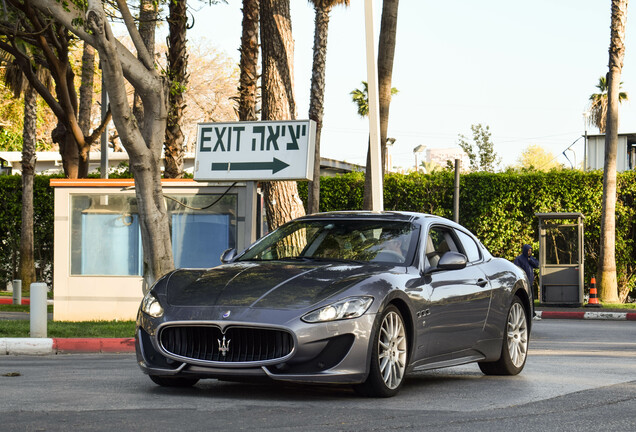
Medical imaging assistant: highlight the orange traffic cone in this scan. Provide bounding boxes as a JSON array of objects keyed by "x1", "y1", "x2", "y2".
[{"x1": 585, "y1": 277, "x2": 602, "y2": 308}]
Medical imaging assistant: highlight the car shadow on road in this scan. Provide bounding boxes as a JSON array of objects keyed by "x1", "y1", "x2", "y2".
[{"x1": 142, "y1": 368, "x2": 483, "y2": 401}]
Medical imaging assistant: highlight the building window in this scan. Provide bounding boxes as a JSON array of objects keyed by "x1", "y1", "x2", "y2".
[{"x1": 70, "y1": 193, "x2": 237, "y2": 276}]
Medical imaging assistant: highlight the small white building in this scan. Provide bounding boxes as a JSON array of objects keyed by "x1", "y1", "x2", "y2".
[
  {"x1": 0, "y1": 151, "x2": 196, "y2": 176},
  {"x1": 585, "y1": 133, "x2": 636, "y2": 171}
]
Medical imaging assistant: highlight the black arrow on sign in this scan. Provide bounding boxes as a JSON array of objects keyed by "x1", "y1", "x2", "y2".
[{"x1": 211, "y1": 158, "x2": 290, "y2": 174}]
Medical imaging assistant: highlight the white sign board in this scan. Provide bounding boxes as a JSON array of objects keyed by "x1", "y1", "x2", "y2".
[{"x1": 194, "y1": 120, "x2": 316, "y2": 181}]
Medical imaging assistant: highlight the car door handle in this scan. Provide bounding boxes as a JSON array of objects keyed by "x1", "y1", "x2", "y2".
[{"x1": 476, "y1": 279, "x2": 488, "y2": 287}]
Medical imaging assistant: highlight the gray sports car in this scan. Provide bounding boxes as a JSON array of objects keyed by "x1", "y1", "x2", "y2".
[{"x1": 135, "y1": 211, "x2": 532, "y2": 397}]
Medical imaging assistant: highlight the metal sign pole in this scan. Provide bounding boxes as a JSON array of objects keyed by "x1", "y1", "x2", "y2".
[{"x1": 363, "y1": 0, "x2": 383, "y2": 211}]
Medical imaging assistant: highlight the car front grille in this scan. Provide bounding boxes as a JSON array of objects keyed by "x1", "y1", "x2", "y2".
[{"x1": 159, "y1": 325, "x2": 294, "y2": 363}]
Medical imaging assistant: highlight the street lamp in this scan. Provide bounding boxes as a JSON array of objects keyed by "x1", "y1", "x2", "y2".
[
  {"x1": 385, "y1": 137, "x2": 396, "y2": 172},
  {"x1": 413, "y1": 145, "x2": 425, "y2": 172}
]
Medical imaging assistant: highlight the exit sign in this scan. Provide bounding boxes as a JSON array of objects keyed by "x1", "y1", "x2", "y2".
[{"x1": 194, "y1": 120, "x2": 316, "y2": 181}]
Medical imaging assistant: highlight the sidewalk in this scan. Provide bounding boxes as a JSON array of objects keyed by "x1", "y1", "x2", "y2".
[
  {"x1": 535, "y1": 305, "x2": 636, "y2": 321},
  {"x1": 0, "y1": 337, "x2": 135, "y2": 355},
  {"x1": 1, "y1": 303, "x2": 634, "y2": 356}
]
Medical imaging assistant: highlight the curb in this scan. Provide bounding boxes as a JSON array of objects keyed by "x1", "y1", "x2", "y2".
[
  {"x1": 536, "y1": 311, "x2": 636, "y2": 321},
  {"x1": 0, "y1": 298, "x2": 30, "y2": 305},
  {"x1": 0, "y1": 338, "x2": 135, "y2": 355},
  {"x1": 0, "y1": 298, "x2": 54, "y2": 305}
]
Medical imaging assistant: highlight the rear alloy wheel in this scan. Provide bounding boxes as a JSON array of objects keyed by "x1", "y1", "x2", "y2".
[
  {"x1": 355, "y1": 305, "x2": 408, "y2": 397},
  {"x1": 149, "y1": 375, "x2": 199, "y2": 387},
  {"x1": 479, "y1": 296, "x2": 528, "y2": 375}
]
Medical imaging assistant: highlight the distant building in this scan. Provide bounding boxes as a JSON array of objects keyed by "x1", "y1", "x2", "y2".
[
  {"x1": 585, "y1": 133, "x2": 636, "y2": 171},
  {"x1": 426, "y1": 147, "x2": 470, "y2": 170}
]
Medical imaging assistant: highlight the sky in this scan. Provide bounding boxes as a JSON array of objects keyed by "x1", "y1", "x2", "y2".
[{"x1": 183, "y1": 0, "x2": 636, "y2": 170}]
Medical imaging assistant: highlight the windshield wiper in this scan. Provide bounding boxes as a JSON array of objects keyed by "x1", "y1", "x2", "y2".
[{"x1": 305, "y1": 257, "x2": 366, "y2": 264}]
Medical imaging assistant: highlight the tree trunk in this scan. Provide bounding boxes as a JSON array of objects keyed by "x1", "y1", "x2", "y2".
[
  {"x1": 133, "y1": 0, "x2": 158, "y2": 128},
  {"x1": 84, "y1": 0, "x2": 173, "y2": 292},
  {"x1": 598, "y1": 0, "x2": 628, "y2": 303},
  {"x1": 164, "y1": 0, "x2": 188, "y2": 178},
  {"x1": 131, "y1": 152, "x2": 174, "y2": 290},
  {"x1": 53, "y1": 122, "x2": 80, "y2": 178},
  {"x1": 239, "y1": 0, "x2": 260, "y2": 122},
  {"x1": 260, "y1": 0, "x2": 305, "y2": 230},
  {"x1": 377, "y1": 0, "x2": 399, "y2": 174},
  {"x1": 307, "y1": 6, "x2": 331, "y2": 214},
  {"x1": 19, "y1": 84, "x2": 37, "y2": 288},
  {"x1": 78, "y1": 42, "x2": 95, "y2": 137}
]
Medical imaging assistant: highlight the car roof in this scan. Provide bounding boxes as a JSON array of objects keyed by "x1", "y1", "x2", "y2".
[{"x1": 297, "y1": 211, "x2": 439, "y2": 223}]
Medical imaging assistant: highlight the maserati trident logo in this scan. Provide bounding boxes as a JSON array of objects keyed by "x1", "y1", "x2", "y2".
[{"x1": 218, "y1": 335, "x2": 231, "y2": 357}]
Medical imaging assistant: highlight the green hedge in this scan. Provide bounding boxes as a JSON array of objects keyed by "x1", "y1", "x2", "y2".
[
  {"x1": 2, "y1": 170, "x2": 635, "y2": 298},
  {"x1": 0, "y1": 175, "x2": 57, "y2": 286},
  {"x1": 299, "y1": 170, "x2": 636, "y2": 298}
]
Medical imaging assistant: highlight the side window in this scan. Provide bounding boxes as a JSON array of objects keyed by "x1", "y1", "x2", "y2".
[
  {"x1": 455, "y1": 230, "x2": 481, "y2": 263},
  {"x1": 425, "y1": 226, "x2": 459, "y2": 267}
]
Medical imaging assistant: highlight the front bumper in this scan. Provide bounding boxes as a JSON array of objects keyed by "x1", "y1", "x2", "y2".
[{"x1": 136, "y1": 313, "x2": 376, "y2": 385}]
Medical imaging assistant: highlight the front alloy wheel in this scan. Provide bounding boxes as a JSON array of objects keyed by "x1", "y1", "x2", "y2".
[
  {"x1": 479, "y1": 296, "x2": 528, "y2": 375},
  {"x1": 355, "y1": 305, "x2": 408, "y2": 397}
]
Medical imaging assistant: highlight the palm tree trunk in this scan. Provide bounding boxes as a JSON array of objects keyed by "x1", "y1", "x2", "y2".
[
  {"x1": 19, "y1": 84, "x2": 37, "y2": 288},
  {"x1": 307, "y1": 6, "x2": 331, "y2": 214},
  {"x1": 260, "y1": 0, "x2": 305, "y2": 230},
  {"x1": 598, "y1": 0, "x2": 628, "y2": 303},
  {"x1": 164, "y1": 0, "x2": 188, "y2": 178},
  {"x1": 238, "y1": 0, "x2": 260, "y2": 122},
  {"x1": 133, "y1": 0, "x2": 158, "y2": 128},
  {"x1": 377, "y1": 0, "x2": 399, "y2": 175}
]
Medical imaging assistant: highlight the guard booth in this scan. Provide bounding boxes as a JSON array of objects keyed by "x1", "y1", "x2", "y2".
[{"x1": 535, "y1": 213, "x2": 585, "y2": 306}]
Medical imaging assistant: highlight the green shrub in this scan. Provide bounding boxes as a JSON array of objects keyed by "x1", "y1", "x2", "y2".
[{"x1": 1, "y1": 170, "x2": 634, "y2": 300}]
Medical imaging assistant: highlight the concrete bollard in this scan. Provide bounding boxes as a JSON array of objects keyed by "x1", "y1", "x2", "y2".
[
  {"x1": 30, "y1": 283, "x2": 48, "y2": 338},
  {"x1": 12, "y1": 279, "x2": 22, "y2": 305}
]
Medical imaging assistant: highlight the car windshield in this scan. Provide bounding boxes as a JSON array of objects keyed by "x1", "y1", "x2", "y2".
[{"x1": 239, "y1": 219, "x2": 419, "y2": 265}]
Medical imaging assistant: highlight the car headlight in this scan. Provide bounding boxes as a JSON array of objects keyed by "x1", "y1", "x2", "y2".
[
  {"x1": 141, "y1": 292, "x2": 164, "y2": 318},
  {"x1": 302, "y1": 296, "x2": 373, "y2": 323}
]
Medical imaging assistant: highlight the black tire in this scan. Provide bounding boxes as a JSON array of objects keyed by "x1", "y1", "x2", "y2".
[
  {"x1": 479, "y1": 296, "x2": 528, "y2": 376},
  {"x1": 354, "y1": 305, "x2": 408, "y2": 398},
  {"x1": 149, "y1": 375, "x2": 199, "y2": 387}
]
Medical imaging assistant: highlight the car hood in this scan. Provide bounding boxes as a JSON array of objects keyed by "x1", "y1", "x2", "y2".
[{"x1": 164, "y1": 261, "x2": 386, "y2": 310}]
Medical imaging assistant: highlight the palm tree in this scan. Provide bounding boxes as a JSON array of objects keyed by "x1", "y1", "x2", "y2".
[
  {"x1": 307, "y1": 0, "x2": 350, "y2": 214},
  {"x1": 165, "y1": 0, "x2": 188, "y2": 178},
  {"x1": 133, "y1": 0, "x2": 158, "y2": 129},
  {"x1": 598, "y1": 0, "x2": 628, "y2": 303},
  {"x1": 351, "y1": 80, "x2": 398, "y2": 208},
  {"x1": 0, "y1": 52, "x2": 49, "y2": 289},
  {"x1": 420, "y1": 161, "x2": 440, "y2": 174},
  {"x1": 587, "y1": 75, "x2": 628, "y2": 133},
  {"x1": 377, "y1": 0, "x2": 400, "y2": 174},
  {"x1": 351, "y1": 81, "x2": 398, "y2": 117},
  {"x1": 260, "y1": 0, "x2": 306, "y2": 230}
]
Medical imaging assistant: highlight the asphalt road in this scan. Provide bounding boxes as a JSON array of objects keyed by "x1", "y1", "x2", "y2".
[{"x1": 1, "y1": 319, "x2": 635, "y2": 432}]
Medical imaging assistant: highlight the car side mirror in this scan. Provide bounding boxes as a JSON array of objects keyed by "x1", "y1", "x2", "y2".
[
  {"x1": 437, "y1": 251, "x2": 468, "y2": 270},
  {"x1": 220, "y1": 248, "x2": 237, "y2": 264},
  {"x1": 424, "y1": 251, "x2": 468, "y2": 274}
]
